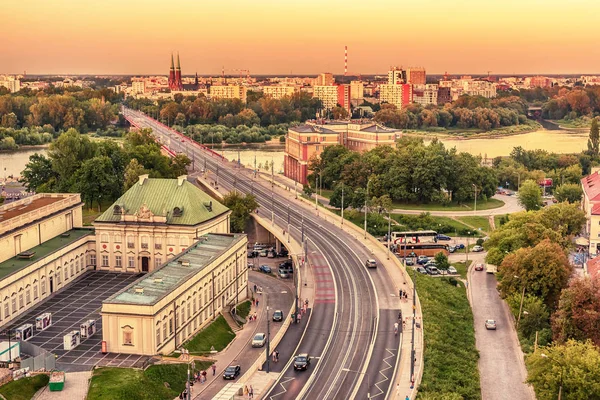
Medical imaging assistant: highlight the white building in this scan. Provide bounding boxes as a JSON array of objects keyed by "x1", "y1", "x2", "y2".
[
  {"x1": 210, "y1": 85, "x2": 247, "y2": 103},
  {"x1": 413, "y1": 84, "x2": 439, "y2": 106},
  {"x1": 0, "y1": 76, "x2": 21, "y2": 93},
  {"x1": 379, "y1": 84, "x2": 412, "y2": 109},
  {"x1": 313, "y1": 85, "x2": 339, "y2": 111},
  {"x1": 350, "y1": 81, "x2": 364, "y2": 106},
  {"x1": 131, "y1": 80, "x2": 146, "y2": 95},
  {"x1": 262, "y1": 85, "x2": 296, "y2": 99}
]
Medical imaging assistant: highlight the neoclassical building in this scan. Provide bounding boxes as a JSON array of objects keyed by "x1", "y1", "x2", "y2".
[{"x1": 93, "y1": 175, "x2": 231, "y2": 274}]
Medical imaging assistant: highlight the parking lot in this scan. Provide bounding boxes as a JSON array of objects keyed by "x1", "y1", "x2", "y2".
[{"x1": 1, "y1": 271, "x2": 148, "y2": 371}]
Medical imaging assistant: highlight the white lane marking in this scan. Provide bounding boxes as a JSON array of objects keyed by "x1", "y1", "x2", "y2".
[{"x1": 268, "y1": 376, "x2": 295, "y2": 400}]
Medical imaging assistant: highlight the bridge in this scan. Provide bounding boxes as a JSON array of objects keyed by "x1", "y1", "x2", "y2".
[{"x1": 122, "y1": 107, "x2": 424, "y2": 400}]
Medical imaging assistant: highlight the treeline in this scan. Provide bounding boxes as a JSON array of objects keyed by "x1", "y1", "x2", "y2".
[
  {"x1": 20, "y1": 128, "x2": 190, "y2": 210},
  {"x1": 484, "y1": 204, "x2": 600, "y2": 398},
  {"x1": 0, "y1": 126, "x2": 54, "y2": 150},
  {"x1": 0, "y1": 87, "x2": 123, "y2": 133},
  {"x1": 374, "y1": 95, "x2": 529, "y2": 130},
  {"x1": 182, "y1": 124, "x2": 291, "y2": 144},
  {"x1": 124, "y1": 91, "x2": 322, "y2": 128},
  {"x1": 309, "y1": 137, "x2": 497, "y2": 206}
]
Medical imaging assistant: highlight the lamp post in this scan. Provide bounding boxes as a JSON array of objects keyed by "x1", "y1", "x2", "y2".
[
  {"x1": 387, "y1": 209, "x2": 391, "y2": 260},
  {"x1": 473, "y1": 184, "x2": 477, "y2": 214},
  {"x1": 364, "y1": 179, "x2": 372, "y2": 239},
  {"x1": 514, "y1": 275, "x2": 526, "y2": 331},
  {"x1": 266, "y1": 302, "x2": 271, "y2": 373},
  {"x1": 466, "y1": 231, "x2": 470, "y2": 263},
  {"x1": 315, "y1": 174, "x2": 319, "y2": 211},
  {"x1": 541, "y1": 353, "x2": 565, "y2": 400},
  {"x1": 341, "y1": 368, "x2": 371, "y2": 399},
  {"x1": 410, "y1": 268, "x2": 417, "y2": 383}
]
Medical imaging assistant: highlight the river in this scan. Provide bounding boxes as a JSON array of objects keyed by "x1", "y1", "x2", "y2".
[{"x1": 0, "y1": 128, "x2": 589, "y2": 178}]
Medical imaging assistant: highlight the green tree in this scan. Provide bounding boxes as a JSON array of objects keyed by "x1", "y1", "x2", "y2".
[
  {"x1": 518, "y1": 179, "x2": 543, "y2": 211},
  {"x1": 123, "y1": 158, "x2": 148, "y2": 191},
  {"x1": 497, "y1": 239, "x2": 572, "y2": 308},
  {"x1": 434, "y1": 252, "x2": 450, "y2": 272},
  {"x1": 74, "y1": 156, "x2": 120, "y2": 211},
  {"x1": 20, "y1": 154, "x2": 58, "y2": 192},
  {"x1": 554, "y1": 183, "x2": 583, "y2": 203},
  {"x1": 526, "y1": 340, "x2": 600, "y2": 400},
  {"x1": 1, "y1": 112, "x2": 18, "y2": 128},
  {"x1": 507, "y1": 293, "x2": 551, "y2": 347},
  {"x1": 587, "y1": 118, "x2": 599, "y2": 156},
  {"x1": 222, "y1": 192, "x2": 259, "y2": 233},
  {"x1": 48, "y1": 128, "x2": 96, "y2": 190}
]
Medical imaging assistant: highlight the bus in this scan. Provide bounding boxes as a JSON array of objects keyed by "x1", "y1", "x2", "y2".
[{"x1": 391, "y1": 230, "x2": 449, "y2": 257}]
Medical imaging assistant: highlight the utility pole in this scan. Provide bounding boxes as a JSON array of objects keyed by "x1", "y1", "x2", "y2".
[
  {"x1": 315, "y1": 175, "x2": 319, "y2": 210},
  {"x1": 410, "y1": 268, "x2": 417, "y2": 384},
  {"x1": 266, "y1": 300, "x2": 270, "y2": 373},
  {"x1": 387, "y1": 209, "x2": 391, "y2": 260},
  {"x1": 287, "y1": 204, "x2": 290, "y2": 243}
]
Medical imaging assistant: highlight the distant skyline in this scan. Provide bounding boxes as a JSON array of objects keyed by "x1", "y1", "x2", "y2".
[{"x1": 3, "y1": 0, "x2": 600, "y2": 75}]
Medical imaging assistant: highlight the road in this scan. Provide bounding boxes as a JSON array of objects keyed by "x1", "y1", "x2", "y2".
[
  {"x1": 124, "y1": 108, "x2": 403, "y2": 400},
  {"x1": 468, "y1": 252, "x2": 534, "y2": 400}
]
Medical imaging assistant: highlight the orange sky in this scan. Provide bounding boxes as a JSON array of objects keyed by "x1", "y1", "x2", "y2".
[{"x1": 2, "y1": 0, "x2": 600, "y2": 75}]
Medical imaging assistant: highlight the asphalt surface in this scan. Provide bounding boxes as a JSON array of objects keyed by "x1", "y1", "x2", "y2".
[
  {"x1": 0, "y1": 271, "x2": 146, "y2": 372},
  {"x1": 124, "y1": 108, "x2": 403, "y2": 400},
  {"x1": 468, "y1": 252, "x2": 534, "y2": 400},
  {"x1": 198, "y1": 271, "x2": 293, "y2": 399}
]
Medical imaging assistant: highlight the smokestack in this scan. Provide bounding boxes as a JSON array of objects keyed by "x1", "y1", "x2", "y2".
[{"x1": 344, "y1": 46, "x2": 348, "y2": 77}]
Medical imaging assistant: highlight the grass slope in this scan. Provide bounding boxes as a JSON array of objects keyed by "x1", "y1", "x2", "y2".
[
  {"x1": 391, "y1": 198, "x2": 504, "y2": 212},
  {"x1": 182, "y1": 315, "x2": 235, "y2": 353},
  {"x1": 456, "y1": 216, "x2": 491, "y2": 233},
  {"x1": 0, "y1": 374, "x2": 49, "y2": 400},
  {"x1": 416, "y1": 274, "x2": 481, "y2": 400}
]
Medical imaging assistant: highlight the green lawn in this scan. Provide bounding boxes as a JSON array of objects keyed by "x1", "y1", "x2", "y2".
[
  {"x1": 391, "y1": 214, "x2": 482, "y2": 237},
  {"x1": 82, "y1": 200, "x2": 113, "y2": 225},
  {"x1": 0, "y1": 374, "x2": 49, "y2": 400},
  {"x1": 451, "y1": 261, "x2": 472, "y2": 279},
  {"x1": 415, "y1": 274, "x2": 481, "y2": 400},
  {"x1": 236, "y1": 300, "x2": 251, "y2": 319},
  {"x1": 182, "y1": 315, "x2": 235, "y2": 354},
  {"x1": 391, "y1": 198, "x2": 504, "y2": 212},
  {"x1": 87, "y1": 364, "x2": 211, "y2": 400},
  {"x1": 456, "y1": 216, "x2": 491, "y2": 233}
]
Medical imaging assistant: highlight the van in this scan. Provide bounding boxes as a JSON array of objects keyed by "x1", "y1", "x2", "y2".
[{"x1": 486, "y1": 264, "x2": 497, "y2": 274}]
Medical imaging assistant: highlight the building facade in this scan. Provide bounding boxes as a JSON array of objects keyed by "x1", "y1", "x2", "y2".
[
  {"x1": 581, "y1": 170, "x2": 600, "y2": 255},
  {"x1": 413, "y1": 84, "x2": 439, "y2": 106},
  {"x1": 93, "y1": 175, "x2": 231, "y2": 274},
  {"x1": 337, "y1": 84, "x2": 351, "y2": 112},
  {"x1": 406, "y1": 68, "x2": 426, "y2": 85},
  {"x1": 313, "y1": 85, "x2": 339, "y2": 111},
  {"x1": 315, "y1": 73, "x2": 334, "y2": 87},
  {"x1": 0, "y1": 76, "x2": 21, "y2": 93},
  {"x1": 210, "y1": 85, "x2": 248, "y2": 103},
  {"x1": 101, "y1": 233, "x2": 248, "y2": 355},
  {"x1": 262, "y1": 85, "x2": 296, "y2": 99},
  {"x1": 379, "y1": 84, "x2": 413, "y2": 109}
]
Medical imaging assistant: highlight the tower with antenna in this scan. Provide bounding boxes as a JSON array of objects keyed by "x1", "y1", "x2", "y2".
[{"x1": 344, "y1": 45, "x2": 348, "y2": 77}]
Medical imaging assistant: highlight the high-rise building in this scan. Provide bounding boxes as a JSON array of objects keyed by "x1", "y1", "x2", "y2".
[
  {"x1": 337, "y1": 84, "x2": 351, "y2": 112},
  {"x1": 168, "y1": 53, "x2": 183, "y2": 91},
  {"x1": 388, "y1": 67, "x2": 406, "y2": 85},
  {"x1": 350, "y1": 81, "x2": 364, "y2": 106},
  {"x1": 406, "y1": 67, "x2": 426, "y2": 85},
  {"x1": 413, "y1": 84, "x2": 438, "y2": 106},
  {"x1": 315, "y1": 73, "x2": 334, "y2": 86},
  {"x1": 0, "y1": 76, "x2": 21, "y2": 93},
  {"x1": 210, "y1": 85, "x2": 247, "y2": 103},
  {"x1": 313, "y1": 85, "x2": 339, "y2": 111},
  {"x1": 131, "y1": 80, "x2": 146, "y2": 95},
  {"x1": 262, "y1": 85, "x2": 296, "y2": 99},
  {"x1": 379, "y1": 84, "x2": 413, "y2": 109},
  {"x1": 437, "y1": 87, "x2": 452, "y2": 105}
]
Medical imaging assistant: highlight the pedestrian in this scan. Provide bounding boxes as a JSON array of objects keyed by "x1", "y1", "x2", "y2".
[
  {"x1": 256, "y1": 299, "x2": 259, "y2": 307},
  {"x1": 244, "y1": 385, "x2": 249, "y2": 396},
  {"x1": 212, "y1": 363, "x2": 216, "y2": 376},
  {"x1": 202, "y1": 370, "x2": 207, "y2": 383},
  {"x1": 272, "y1": 352, "x2": 277, "y2": 362},
  {"x1": 254, "y1": 284, "x2": 257, "y2": 292},
  {"x1": 399, "y1": 289, "x2": 403, "y2": 297},
  {"x1": 398, "y1": 311, "x2": 402, "y2": 321},
  {"x1": 249, "y1": 385, "x2": 254, "y2": 398},
  {"x1": 297, "y1": 312, "x2": 302, "y2": 322},
  {"x1": 253, "y1": 312, "x2": 257, "y2": 320},
  {"x1": 276, "y1": 350, "x2": 279, "y2": 362},
  {"x1": 405, "y1": 396, "x2": 410, "y2": 400}
]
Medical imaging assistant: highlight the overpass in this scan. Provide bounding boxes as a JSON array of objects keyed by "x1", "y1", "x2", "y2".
[{"x1": 122, "y1": 107, "x2": 423, "y2": 400}]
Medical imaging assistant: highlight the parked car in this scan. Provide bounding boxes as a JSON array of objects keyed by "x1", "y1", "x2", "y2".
[
  {"x1": 472, "y1": 245, "x2": 484, "y2": 252},
  {"x1": 436, "y1": 234, "x2": 451, "y2": 241},
  {"x1": 447, "y1": 266, "x2": 458, "y2": 274},
  {"x1": 279, "y1": 259, "x2": 293, "y2": 269},
  {"x1": 485, "y1": 319, "x2": 497, "y2": 330},
  {"x1": 267, "y1": 250, "x2": 276, "y2": 258},
  {"x1": 424, "y1": 260, "x2": 437, "y2": 269},
  {"x1": 259, "y1": 265, "x2": 272, "y2": 274},
  {"x1": 404, "y1": 258, "x2": 415, "y2": 266},
  {"x1": 426, "y1": 266, "x2": 440, "y2": 275},
  {"x1": 455, "y1": 243, "x2": 465, "y2": 250},
  {"x1": 259, "y1": 249, "x2": 269, "y2": 257},
  {"x1": 448, "y1": 245, "x2": 456, "y2": 253},
  {"x1": 273, "y1": 310, "x2": 284, "y2": 322},
  {"x1": 365, "y1": 259, "x2": 378, "y2": 269},
  {"x1": 248, "y1": 251, "x2": 259, "y2": 258},
  {"x1": 293, "y1": 353, "x2": 311, "y2": 371},
  {"x1": 277, "y1": 249, "x2": 289, "y2": 257},
  {"x1": 417, "y1": 256, "x2": 429, "y2": 265},
  {"x1": 252, "y1": 333, "x2": 267, "y2": 347},
  {"x1": 278, "y1": 269, "x2": 290, "y2": 279},
  {"x1": 223, "y1": 365, "x2": 241, "y2": 380},
  {"x1": 248, "y1": 262, "x2": 255, "y2": 270},
  {"x1": 474, "y1": 263, "x2": 485, "y2": 271},
  {"x1": 416, "y1": 267, "x2": 428, "y2": 274}
]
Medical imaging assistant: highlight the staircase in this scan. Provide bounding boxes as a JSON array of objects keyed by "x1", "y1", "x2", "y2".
[{"x1": 221, "y1": 307, "x2": 243, "y2": 333}]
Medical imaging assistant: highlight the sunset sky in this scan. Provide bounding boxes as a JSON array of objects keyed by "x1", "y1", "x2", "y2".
[{"x1": 3, "y1": 0, "x2": 600, "y2": 75}]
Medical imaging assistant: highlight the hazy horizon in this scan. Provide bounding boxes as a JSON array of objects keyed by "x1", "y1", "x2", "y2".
[{"x1": 3, "y1": 0, "x2": 600, "y2": 76}]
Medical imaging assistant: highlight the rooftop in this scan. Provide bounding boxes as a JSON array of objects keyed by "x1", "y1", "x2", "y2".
[
  {"x1": 582, "y1": 171, "x2": 600, "y2": 202},
  {"x1": 0, "y1": 197, "x2": 62, "y2": 224},
  {"x1": 95, "y1": 176, "x2": 229, "y2": 226},
  {"x1": 289, "y1": 125, "x2": 337, "y2": 134},
  {"x1": 0, "y1": 228, "x2": 94, "y2": 281},
  {"x1": 104, "y1": 233, "x2": 244, "y2": 306},
  {"x1": 587, "y1": 256, "x2": 600, "y2": 280}
]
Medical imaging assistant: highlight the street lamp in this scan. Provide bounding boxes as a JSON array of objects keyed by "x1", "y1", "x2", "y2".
[
  {"x1": 466, "y1": 231, "x2": 471, "y2": 263},
  {"x1": 341, "y1": 368, "x2": 370, "y2": 399},
  {"x1": 472, "y1": 184, "x2": 477, "y2": 214},
  {"x1": 266, "y1": 303, "x2": 271, "y2": 373},
  {"x1": 514, "y1": 275, "x2": 526, "y2": 331},
  {"x1": 541, "y1": 353, "x2": 565, "y2": 400},
  {"x1": 364, "y1": 178, "x2": 372, "y2": 239}
]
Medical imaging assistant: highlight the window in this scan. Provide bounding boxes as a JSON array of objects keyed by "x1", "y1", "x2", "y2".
[
  {"x1": 56, "y1": 272, "x2": 61, "y2": 285},
  {"x1": 114, "y1": 234, "x2": 121, "y2": 243},
  {"x1": 156, "y1": 328, "x2": 161, "y2": 345},
  {"x1": 64, "y1": 268, "x2": 68, "y2": 281},
  {"x1": 155, "y1": 237, "x2": 162, "y2": 250},
  {"x1": 128, "y1": 257, "x2": 135, "y2": 269},
  {"x1": 100, "y1": 234, "x2": 109, "y2": 243},
  {"x1": 167, "y1": 237, "x2": 175, "y2": 246},
  {"x1": 70, "y1": 262, "x2": 74, "y2": 276},
  {"x1": 102, "y1": 255, "x2": 109, "y2": 267},
  {"x1": 316, "y1": 145, "x2": 319, "y2": 151},
  {"x1": 187, "y1": 303, "x2": 191, "y2": 321},
  {"x1": 180, "y1": 237, "x2": 188, "y2": 247},
  {"x1": 127, "y1": 236, "x2": 134, "y2": 249},
  {"x1": 18, "y1": 293, "x2": 23, "y2": 309},
  {"x1": 163, "y1": 323, "x2": 167, "y2": 340},
  {"x1": 41, "y1": 278, "x2": 46, "y2": 295},
  {"x1": 4, "y1": 302, "x2": 9, "y2": 318},
  {"x1": 11, "y1": 296, "x2": 16, "y2": 313},
  {"x1": 155, "y1": 258, "x2": 162, "y2": 268},
  {"x1": 193, "y1": 297, "x2": 197, "y2": 313},
  {"x1": 141, "y1": 237, "x2": 148, "y2": 249},
  {"x1": 122, "y1": 326, "x2": 133, "y2": 346},
  {"x1": 169, "y1": 317, "x2": 173, "y2": 334},
  {"x1": 115, "y1": 256, "x2": 122, "y2": 268},
  {"x1": 90, "y1": 254, "x2": 96, "y2": 266},
  {"x1": 33, "y1": 285, "x2": 38, "y2": 300},
  {"x1": 25, "y1": 289, "x2": 30, "y2": 304}
]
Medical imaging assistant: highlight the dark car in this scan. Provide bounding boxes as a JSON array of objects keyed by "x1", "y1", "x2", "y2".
[
  {"x1": 416, "y1": 267, "x2": 427, "y2": 274},
  {"x1": 273, "y1": 310, "x2": 284, "y2": 322},
  {"x1": 223, "y1": 365, "x2": 241, "y2": 380},
  {"x1": 259, "y1": 265, "x2": 272, "y2": 274},
  {"x1": 455, "y1": 243, "x2": 465, "y2": 250},
  {"x1": 248, "y1": 251, "x2": 259, "y2": 258},
  {"x1": 404, "y1": 258, "x2": 415, "y2": 266},
  {"x1": 293, "y1": 353, "x2": 311, "y2": 371},
  {"x1": 277, "y1": 249, "x2": 289, "y2": 257},
  {"x1": 417, "y1": 256, "x2": 429, "y2": 265},
  {"x1": 279, "y1": 259, "x2": 293, "y2": 269},
  {"x1": 436, "y1": 234, "x2": 451, "y2": 241}
]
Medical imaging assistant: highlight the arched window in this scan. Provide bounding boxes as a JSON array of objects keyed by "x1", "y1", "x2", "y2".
[{"x1": 100, "y1": 233, "x2": 109, "y2": 243}]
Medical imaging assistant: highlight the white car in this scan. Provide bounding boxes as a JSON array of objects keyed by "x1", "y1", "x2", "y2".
[
  {"x1": 485, "y1": 319, "x2": 497, "y2": 330},
  {"x1": 252, "y1": 333, "x2": 266, "y2": 347},
  {"x1": 472, "y1": 245, "x2": 484, "y2": 252},
  {"x1": 447, "y1": 266, "x2": 458, "y2": 274}
]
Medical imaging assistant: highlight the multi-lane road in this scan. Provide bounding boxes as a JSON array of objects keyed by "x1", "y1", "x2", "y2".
[{"x1": 123, "y1": 107, "x2": 403, "y2": 400}]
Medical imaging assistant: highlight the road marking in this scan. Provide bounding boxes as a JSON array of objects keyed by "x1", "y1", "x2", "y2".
[
  {"x1": 370, "y1": 348, "x2": 396, "y2": 399},
  {"x1": 268, "y1": 376, "x2": 295, "y2": 400}
]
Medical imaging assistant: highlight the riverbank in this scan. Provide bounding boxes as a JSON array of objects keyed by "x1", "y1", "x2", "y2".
[{"x1": 403, "y1": 120, "x2": 541, "y2": 140}]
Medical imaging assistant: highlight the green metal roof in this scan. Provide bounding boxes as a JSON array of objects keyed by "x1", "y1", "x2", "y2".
[
  {"x1": 95, "y1": 177, "x2": 229, "y2": 226},
  {"x1": 0, "y1": 228, "x2": 94, "y2": 281},
  {"x1": 104, "y1": 233, "x2": 245, "y2": 306}
]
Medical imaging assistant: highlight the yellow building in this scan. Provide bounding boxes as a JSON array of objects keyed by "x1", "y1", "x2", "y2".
[
  {"x1": 313, "y1": 85, "x2": 339, "y2": 111},
  {"x1": 581, "y1": 169, "x2": 600, "y2": 255},
  {"x1": 210, "y1": 85, "x2": 247, "y2": 103},
  {"x1": 93, "y1": 175, "x2": 231, "y2": 274},
  {"x1": 262, "y1": 85, "x2": 296, "y2": 99},
  {"x1": 101, "y1": 233, "x2": 248, "y2": 355},
  {"x1": 0, "y1": 193, "x2": 95, "y2": 326}
]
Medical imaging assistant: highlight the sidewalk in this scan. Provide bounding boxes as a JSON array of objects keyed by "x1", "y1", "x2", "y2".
[{"x1": 33, "y1": 371, "x2": 91, "y2": 400}]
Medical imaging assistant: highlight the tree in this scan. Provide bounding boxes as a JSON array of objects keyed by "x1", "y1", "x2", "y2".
[
  {"x1": 434, "y1": 252, "x2": 450, "y2": 272},
  {"x1": 20, "y1": 153, "x2": 57, "y2": 192},
  {"x1": 554, "y1": 183, "x2": 583, "y2": 204},
  {"x1": 1, "y1": 112, "x2": 18, "y2": 128},
  {"x1": 497, "y1": 239, "x2": 572, "y2": 308},
  {"x1": 48, "y1": 128, "x2": 96, "y2": 190},
  {"x1": 588, "y1": 118, "x2": 600, "y2": 156},
  {"x1": 123, "y1": 158, "x2": 148, "y2": 191},
  {"x1": 74, "y1": 156, "x2": 120, "y2": 211},
  {"x1": 552, "y1": 276, "x2": 600, "y2": 346},
  {"x1": 331, "y1": 106, "x2": 349, "y2": 120},
  {"x1": 507, "y1": 293, "x2": 551, "y2": 347},
  {"x1": 518, "y1": 179, "x2": 543, "y2": 211},
  {"x1": 526, "y1": 340, "x2": 600, "y2": 400},
  {"x1": 222, "y1": 192, "x2": 259, "y2": 233}
]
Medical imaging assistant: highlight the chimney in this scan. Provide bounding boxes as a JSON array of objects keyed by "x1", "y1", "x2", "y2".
[
  {"x1": 177, "y1": 175, "x2": 187, "y2": 186},
  {"x1": 138, "y1": 174, "x2": 149, "y2": 186}
]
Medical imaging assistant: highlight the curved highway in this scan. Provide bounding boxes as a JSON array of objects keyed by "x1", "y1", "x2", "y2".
[{"x1": 123, "y1": 108, "x2": 402, "y2": 400}]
